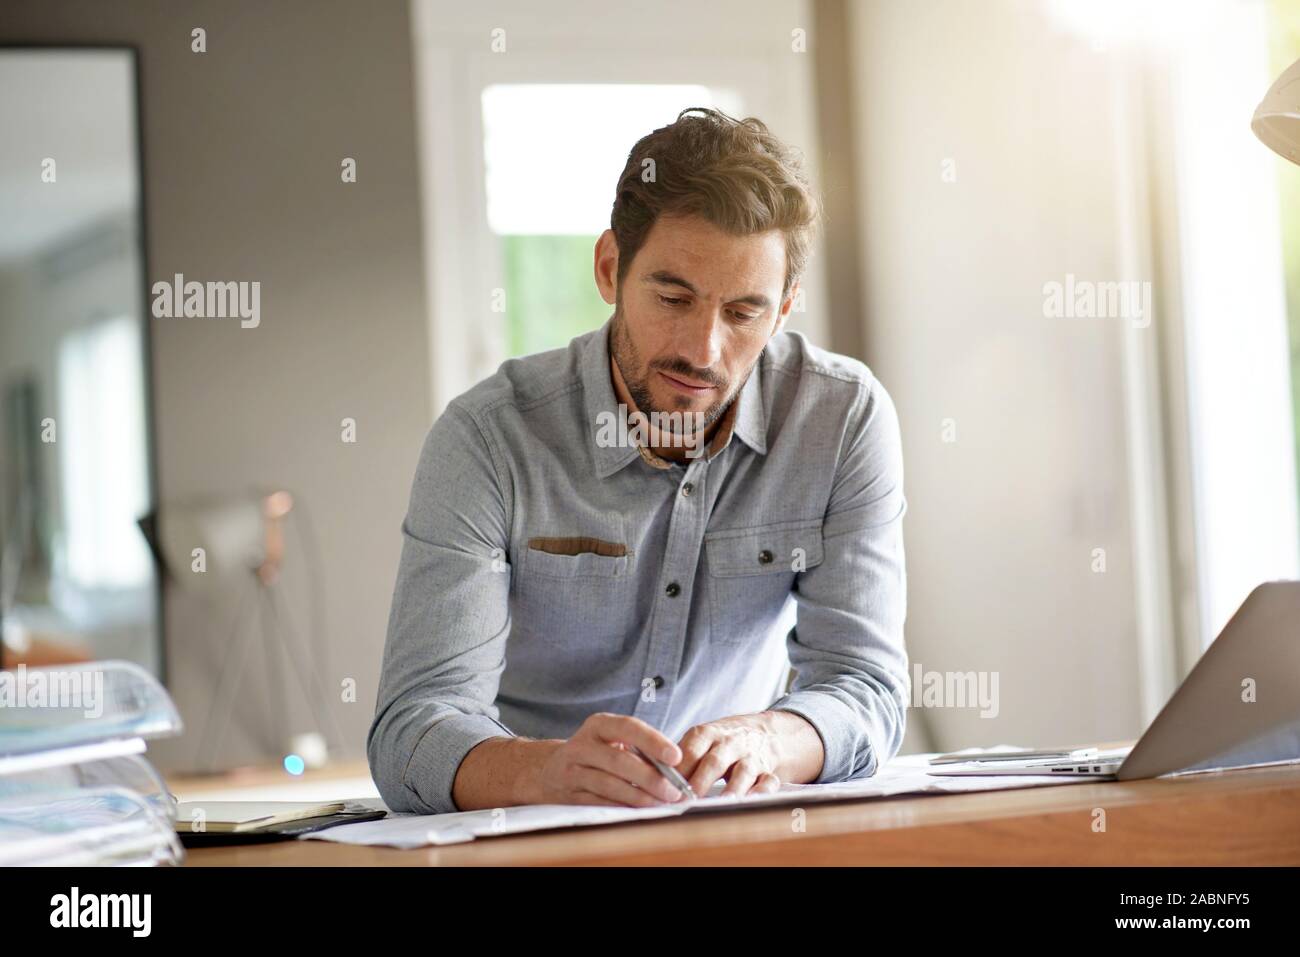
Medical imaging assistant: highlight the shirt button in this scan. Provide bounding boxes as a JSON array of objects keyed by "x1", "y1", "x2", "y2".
[
  {"x1": 652, "y1": 675, "x2": 665, "y2": 689},
  {"x1": 681, "y1": 482, "x2": 694, "y2": 497},
  {"x1": 758, "y1": 549, "x2": 774, "y2": 565},
  {"x1": 665, "y1": 582, "x2": 681, "y2": 597}
]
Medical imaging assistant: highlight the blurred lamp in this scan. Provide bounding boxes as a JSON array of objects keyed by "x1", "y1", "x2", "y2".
[
  {"x1": 146, "y1": 491, "x2": 336, "y2": 772},
  {"x1": 1254, "y1": 57, "x2": 1300, "y2": 165},
  {"x1": 152, "y1": 491, "x2": 293, "y2": 591}
]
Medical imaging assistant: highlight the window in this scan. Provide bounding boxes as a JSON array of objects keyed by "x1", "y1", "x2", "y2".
[
  {"x1": 57, "y1": 316, "x2": 151, "y2": 590},
  {"x1": 1270, "y1": 0, "x2": 1300, "y2": 539},
  {"x1": 411, "y1": 0, "x2": 827, "y2": 414},
  {"x1": 480, "y1": 83, "x2": 733, "y2": 357},
  {"x1": 1171, "y1": 0, "x2": 1300, "y2": 644}
]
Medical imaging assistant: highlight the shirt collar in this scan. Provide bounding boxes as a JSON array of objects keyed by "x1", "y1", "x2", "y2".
[{"x1": 583, "y1": 316, "x2": 768, "y2": 479}]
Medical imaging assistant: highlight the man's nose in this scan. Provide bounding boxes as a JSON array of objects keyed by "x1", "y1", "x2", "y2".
[{"x1": 675, "y1": 309, "x2": 724, "y2": 375}]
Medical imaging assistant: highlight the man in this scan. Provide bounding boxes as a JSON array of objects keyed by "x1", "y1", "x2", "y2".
[{"x1": 368, "y1": 108, "x2": 908, "y2": 814}]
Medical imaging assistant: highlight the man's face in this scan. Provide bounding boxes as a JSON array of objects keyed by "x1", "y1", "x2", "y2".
[{"x1": 596, "y1": 213, "x2": 795, "y2": 433}]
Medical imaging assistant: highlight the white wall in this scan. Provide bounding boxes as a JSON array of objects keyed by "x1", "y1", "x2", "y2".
[
  {"x1": 848, "y1": 0, "x2": 1148, "y2": 751},
  {"x1": 3, "y1": 0, "x2": 432, "y2": 772}
]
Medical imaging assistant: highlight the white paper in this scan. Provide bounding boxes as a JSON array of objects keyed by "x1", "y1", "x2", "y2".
[
  {"x1": 304, "y1": 749, "x2": 1085, "y2": 849},
  {"x1": 303, "y1": 800, "x2": 688, "y2": 847}
]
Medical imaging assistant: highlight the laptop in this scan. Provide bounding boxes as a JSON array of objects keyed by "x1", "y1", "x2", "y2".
[{"x1": 930, "y1": 580, "x2": 1300, "y2": 780}]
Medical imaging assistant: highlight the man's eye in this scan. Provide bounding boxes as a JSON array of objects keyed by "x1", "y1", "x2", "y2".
[
  {"x1": 658, "y1": 295, "x2": 686, "y2": 307},
  {"x1": 730, "y1": 311, "x2": 759, "y2": 323}
]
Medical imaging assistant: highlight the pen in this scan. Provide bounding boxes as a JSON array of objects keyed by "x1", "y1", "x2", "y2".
[{"x1": 629, "y1": 745, "x2": 696, "y2": 802}]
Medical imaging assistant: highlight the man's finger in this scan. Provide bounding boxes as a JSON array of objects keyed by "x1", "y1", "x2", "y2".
[
  {"x1": 590, "y1": 713, "x2": 681, "y2": 764},
  {"x1": 674, "y1": 724, "x2": 716, "y2": 779},
  {"x1": 575, "y1": 741, "x2": 685, "y2": 803},
  {"x1": 688, "y1": 739, "x2": 742, "y2": 798},
  {"x1": 723, "y1": 756, "x2": 761, "y2": 797},
  {"x1": 570, "y1": 790, "x2": 623, "y2": 807},
  {"x1": 572, "y1": 765, "x2": 666, "y2": 808}
]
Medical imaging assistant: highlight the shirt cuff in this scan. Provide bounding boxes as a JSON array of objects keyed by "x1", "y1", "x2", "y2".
[
  {"x1": 769, "y1": 691, "x2": 878, "y2": 783},
  {"x1": 403, "y1": 712, "x2": 515, "y2": 813}
]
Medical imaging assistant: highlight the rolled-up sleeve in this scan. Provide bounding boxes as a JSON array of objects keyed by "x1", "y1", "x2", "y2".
[
  {"x1": 769, "y1": 373, "x2": 909, "y2": 782},
  {"x1": 367, "y1": 401, "x2": 516, "y2": 814}
]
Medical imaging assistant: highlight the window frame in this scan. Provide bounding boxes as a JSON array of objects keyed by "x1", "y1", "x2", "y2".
[{"x1": 410, "y1": 0, "x2": 829, "y2": 415}]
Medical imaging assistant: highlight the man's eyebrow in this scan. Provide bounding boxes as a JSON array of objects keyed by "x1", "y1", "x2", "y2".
[
  {"x1": 644, "y1": 270, "x2": 772, "y2": 309},
  {"x1": 730, "y1": 292, "x2": 772, "y2": 309},
  {"x1": 644, "y1": 270, "x2": 699, "y2": 294}
]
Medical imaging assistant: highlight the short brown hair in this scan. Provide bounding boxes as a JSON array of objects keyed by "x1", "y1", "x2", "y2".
[{"x1": 610, "y1": 107, "x2": 819, "y2": 300}]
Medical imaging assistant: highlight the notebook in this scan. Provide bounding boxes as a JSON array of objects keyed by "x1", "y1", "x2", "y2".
[{"x1": 175, "y1": 800, "x2": 347, "y2": 834}]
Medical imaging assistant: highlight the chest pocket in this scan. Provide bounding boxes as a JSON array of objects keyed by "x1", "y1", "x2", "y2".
[
  {"x1": 512, "y1": 538, "x2": 640, "y2": 672},
  {"x1": 522, "y1": 547, "x2": 629, "y2": 579},
  {"x1": 705, "y1": 518, "x2": 825, "y2": 645}
]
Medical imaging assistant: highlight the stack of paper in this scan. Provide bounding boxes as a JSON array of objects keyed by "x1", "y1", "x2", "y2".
[{"x1": 0, "y1": 660, "x2": 184, "y2": 866}]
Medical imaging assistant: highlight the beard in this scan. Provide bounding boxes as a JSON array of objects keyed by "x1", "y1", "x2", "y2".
[{"x1": 609, "y1": 304, "x2": 742, "y2": 438}]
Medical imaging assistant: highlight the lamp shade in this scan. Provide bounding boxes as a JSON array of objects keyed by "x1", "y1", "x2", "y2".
[{"x1": 1254, "y1": 56, "x2": 1300, "y2": 165}]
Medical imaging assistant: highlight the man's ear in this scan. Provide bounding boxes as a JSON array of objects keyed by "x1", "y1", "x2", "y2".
[
  {"x1": 773, "y1": 280, "x2": 799, "y2": 337},
  {"x1": 594, "y1": 230, "x2": 619, "y2": 306}
]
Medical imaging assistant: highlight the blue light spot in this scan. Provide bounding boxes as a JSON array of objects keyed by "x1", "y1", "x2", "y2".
[{"x1": 284, "y1": 754, "x2": 305, "y2": 775}]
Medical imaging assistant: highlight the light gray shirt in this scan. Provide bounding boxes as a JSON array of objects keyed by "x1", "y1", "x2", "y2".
[{"x1": 368, "y1": 316, "x2": 909, "y2": 814}]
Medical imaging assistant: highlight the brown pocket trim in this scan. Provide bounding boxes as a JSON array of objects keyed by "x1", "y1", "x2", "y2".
[{"x1": 527, "y1": 536, "x2": 627, "y2": 558}]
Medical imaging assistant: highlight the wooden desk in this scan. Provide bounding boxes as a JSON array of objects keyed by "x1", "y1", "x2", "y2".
[{"x1": 174, "y1": 755, "x2": 1300, "y2": 866}]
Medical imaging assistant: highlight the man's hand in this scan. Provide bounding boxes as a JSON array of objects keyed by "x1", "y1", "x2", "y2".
[
  {"x1": 677, "y1": 711, "x2": 825, "y2": 797},
  {"x1": 452, "y1": 710, "x2": 825, "y2": 810},
  {"x1": 531, "y1": 713, "x2": 691, "y2": 807}
]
